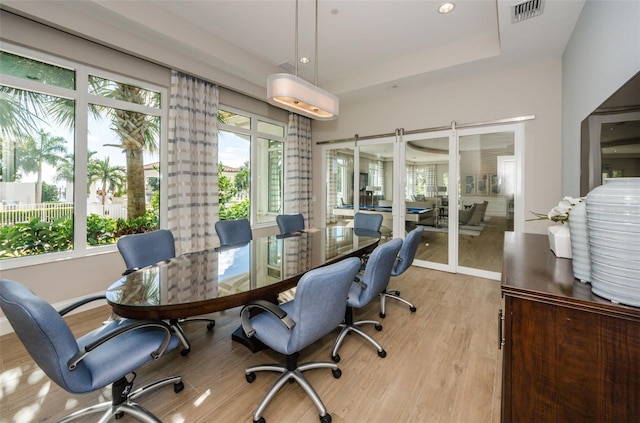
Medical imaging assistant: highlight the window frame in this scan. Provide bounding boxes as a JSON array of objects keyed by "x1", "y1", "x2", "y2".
[
  {"x1": 0, "y1": 43, "x2": 168, "y2": 270},
  {"x1": 217, "y1": 105, "x2": 287, "y2": 228}
]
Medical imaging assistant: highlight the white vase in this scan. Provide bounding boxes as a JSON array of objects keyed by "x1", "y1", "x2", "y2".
[
  {"x1": 548, "y1": 224, "x2": 571, "y2": 259},
  {"x1": 568, "y1": 201, "x2": 590, "y2": 282},
  {"x1": 586, "y1": 177, "x2": 640, "y2": 306}
]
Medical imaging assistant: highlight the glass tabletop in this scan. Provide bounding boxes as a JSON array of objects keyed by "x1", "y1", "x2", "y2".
[{"x1": 106, "y1": 227, "x2": 379, "y2": 320}]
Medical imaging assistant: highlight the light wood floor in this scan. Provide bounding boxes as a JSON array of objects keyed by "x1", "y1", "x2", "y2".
[
  {"x1": 415, "y1": 216, "x2": 513, "y2": 273},
  {"x1": 0, "y1": 267, "x2": 503, "y2": 423}
]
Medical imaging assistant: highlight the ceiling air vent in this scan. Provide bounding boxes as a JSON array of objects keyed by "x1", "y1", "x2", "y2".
[{"x1": 511, "y1": 0, "x2": 544, "y2": 23}]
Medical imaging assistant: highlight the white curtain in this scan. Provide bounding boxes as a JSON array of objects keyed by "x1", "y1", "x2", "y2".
[
  {"x1": 284, "y1": 114, "x2": 314, "y2": 228},
  {"x1": 167, "y1": 71, "x2": 219, "y2": 254}
]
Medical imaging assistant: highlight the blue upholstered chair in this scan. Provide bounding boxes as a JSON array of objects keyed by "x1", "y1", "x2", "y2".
[
  {"x1": 0, "y1": 279, "x2": 183, "y2": 423},
  {"x1": 215, "y1": 218, "x2": 253, "y2": 246},
  {"x1": 117, "y1": 229, "x2": 215, "y2": 356},
  {"x1": 331, "y1": 238, "x2": 403, "y2": 362},
  {"x1": 379, "y1": 225, "x2": 424, "y2": 318},
  {"x1": 353, "y1": 212, "x2": 383, "y2": 233},
  {"x1": 275, "y1": 213, "x2": 305, "y2": 234},
  {"x1": 241, "y1": 257, "x2": 361, "y2": 423}
]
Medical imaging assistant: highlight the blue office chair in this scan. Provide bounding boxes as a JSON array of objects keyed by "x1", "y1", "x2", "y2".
[
  {"x1": 215, "y1": 218, "x2": 253, "y2": 246},
  {"x1": 331, "y1": 238, "x2": 403, "y2": 363},
  {"x1": 117, "y1": 229, "x2": 215, "y2": 356},
  {"x1": 354, "y1": 212, "x2": 383, "y2": 233},
  {"x1": 276, "y1": 213, "x2": 305, "y2": 234},
  {"x1": 241, "y1": 257, "x2": 361, "y2": 423},
  {"x1": 379, "y1": 225, "x2": 424, "y2": 318},
  {"x1": 0, "y1": 279, "x2": 183, "y2": 423}
]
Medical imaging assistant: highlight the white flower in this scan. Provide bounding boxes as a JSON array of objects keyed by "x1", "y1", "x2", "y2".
[{"x1": 531, "y1": 196, "x2": 585, "y2": 223}]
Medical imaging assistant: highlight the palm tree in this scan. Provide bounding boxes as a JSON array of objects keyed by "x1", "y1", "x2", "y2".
[
  {"x1": 15, "y1": 130, "x2": 67, "y2": 202},
  {"x1": 91, "y1": 77, "x2": 159, "y2": 219},
  {"x1": 88, "y1": 157, "x2": 126, "y2": 206}
]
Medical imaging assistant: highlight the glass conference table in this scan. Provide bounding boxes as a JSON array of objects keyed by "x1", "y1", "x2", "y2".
[{"x1": 106, "y1": 227, "x2": 379, "y2": 350}]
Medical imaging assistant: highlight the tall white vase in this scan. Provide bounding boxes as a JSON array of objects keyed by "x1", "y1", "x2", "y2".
[
  {"x1": 568, "y1": 200, "x2": 590, "y2": 282},
  {"x1": 586, "y1": 178, "x2": 640, "y2": 306}
]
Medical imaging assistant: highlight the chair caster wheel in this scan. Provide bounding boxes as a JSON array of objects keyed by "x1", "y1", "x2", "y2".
[
  {"x1": 332, "y1": 368, "x2": 342, "y2": 378},
  {"x1": 379, "y1": 312, "x2": 386, "y2": 318},
  {"x1": 378, "y1": 349, "x2": 387, "y2": 358},
  {"x1": 180, "y1": 348, "x2": 191, "y2": 356},
  {"x1": 331, "y1": 354, "x2": 340, "y2": 363},
  {"x1": 115, "y1": 411, "x2": 124, "y2": 419},
  {"x1": 253, "y1": 418, "x2": 265, "y2": 423},
  {"x1": 207, "y1": 321, "x2": 215, "y2": 331},
  {"x1": 410, "y1": 306, "x2": 417, "y2": 312},
  {"x1": 320, "y1": 413, "x2": 332, "y2": 423},
  {"x1": 246, "y1": 372, "x2": 256, "y2": 383},
  {"x1": 174, "y1": 381, "x2": 184, "y2": 393},
  {"x1": 375, "y1": 324, "x2": 383, "y2": 331}
]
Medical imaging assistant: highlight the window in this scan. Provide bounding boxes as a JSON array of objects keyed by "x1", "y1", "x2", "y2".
[
  {"x1": 0, "y1": 45, "x2": 164, "y2": 264},
  {"x1": 218, "y1": 107, "x2": 285, "y2": 225}
]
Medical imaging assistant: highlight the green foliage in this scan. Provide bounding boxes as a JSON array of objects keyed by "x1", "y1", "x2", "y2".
[
  {"x1": 41, "y1": 181, "x2": 59, "y2": 202},
  {"x1": 0, "y1": 217, "x2": 72, "y2": 258},
  {"x1": 86, "y1": 214, "x2": 117, "y2": 245},
  {"x1": 0, "y1": 209, "x2": 159, "y2": 258},
  {"x1": 219, "y1": 198, "x2": 249, "y2": 220}
]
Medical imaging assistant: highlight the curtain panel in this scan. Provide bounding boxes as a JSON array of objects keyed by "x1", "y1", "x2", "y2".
[
  {"x1": 167, "y1": 71, "x2": 219, "y2": 254},
  {"x1": 284, "y1": 114, "x2": 314, "y2": 228}
]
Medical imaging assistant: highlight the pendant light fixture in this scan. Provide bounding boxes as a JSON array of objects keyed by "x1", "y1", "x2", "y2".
[{"x1": 267, "y1": 0, "x2": 339, "y2": 120}]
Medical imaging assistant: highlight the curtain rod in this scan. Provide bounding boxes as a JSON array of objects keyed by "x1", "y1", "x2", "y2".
[{"x1": 316, "y1": 115, "x2": 536, "y2": 145}]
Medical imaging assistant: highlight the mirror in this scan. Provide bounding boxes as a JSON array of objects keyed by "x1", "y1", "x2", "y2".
[{"x1": 581, "y1": 71, "x2": 640, "y2": 195}]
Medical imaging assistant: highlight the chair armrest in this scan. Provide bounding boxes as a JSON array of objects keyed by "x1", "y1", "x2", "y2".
[
  {"x1": 354, "y1": 274, "x2": 368, "y2": 290},
  {"x1": 240, "y1": 299, "x2": 296, "y2": 338},
  {"x1": 67, "y1": 320, "x2": 173, "y2": 370},
  {"x1": 58, "y1": 294, "x2": 107, "y2": 317}
]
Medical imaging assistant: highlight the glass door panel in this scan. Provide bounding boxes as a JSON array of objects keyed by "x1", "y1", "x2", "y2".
[
  {"x1": 404, "y1": 134, "x2": 450, "y2": 267},
  {"x1": 458, "y1": 129, "x2": 515, "y2": 274},
  {"x1": 325, "y1": 146, "x2": 356, "y2": 227},
  {"x1": 359, "y1": 141, "x2": 395, "y2": 237}
]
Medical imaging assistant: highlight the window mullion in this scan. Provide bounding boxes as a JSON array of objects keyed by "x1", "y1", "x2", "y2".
[{"x1": 73, "y1": 66, "x2": 89, "y2": 252}]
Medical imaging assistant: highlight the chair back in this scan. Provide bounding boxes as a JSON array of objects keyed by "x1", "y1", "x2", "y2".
[
  {"x1": 215, "y1": 218, "x2": 253, "y2": 246},
  {"x1": 276, "y1": 213, "x2": 305, "y2": 234},
  {"x1": 392, "y1": 226, "x2": 424, "y2": 276},
  {"x1": 286, "y1": 257, "x2": 361, "y2": 352},
  {"x1": 0, "y1": 279, "x2": 89, "y2": 393},
  {"x1": 354, "y1": 212, "x2": 383, "y2": 232},
  {"x1": 117, "y1": 229, "x2": 176, "y2": 271},
  {"x1": 351, "y1": 238, "x2": 403, "y2": 307}
]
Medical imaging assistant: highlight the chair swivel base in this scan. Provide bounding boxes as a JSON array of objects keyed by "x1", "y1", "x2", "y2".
[
  {"x1": 331, "y1": 320, "x2": 386, "y2": 363},
  {"x1": 57, "y1": 374, "x2": 184, "y2": 423},
  {"x1": 245, "y1": 353, "x2": 338, "y2": 423},
  {"x1": 379, "y1": 289, "x2": 417, "y2": 318}
]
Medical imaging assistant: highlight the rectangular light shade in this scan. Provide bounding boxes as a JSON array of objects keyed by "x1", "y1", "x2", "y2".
[{"x1": 267, "y1": 73, "x2": 339, "y2": 120}]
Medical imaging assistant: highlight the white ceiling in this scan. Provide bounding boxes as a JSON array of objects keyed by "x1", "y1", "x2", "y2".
[{"x1": 1, "y1": 0, "x2": 586, "y2": 104}]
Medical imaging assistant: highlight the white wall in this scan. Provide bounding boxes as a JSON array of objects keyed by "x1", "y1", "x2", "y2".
[
  {"x1": 561, "y1": 0, "x2": 640, "y2": 196},
  {"x1": 312, "y1": 58, "x2": 563, "y2": 235}
]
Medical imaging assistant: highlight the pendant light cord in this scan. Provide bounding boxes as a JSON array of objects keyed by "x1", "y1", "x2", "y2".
[
  {"x1": 295, "y1": 0, "x2": 299, "y2": 78},
  {"x1": 315, "y1": 0, "x2": 319, "y2": 86}
]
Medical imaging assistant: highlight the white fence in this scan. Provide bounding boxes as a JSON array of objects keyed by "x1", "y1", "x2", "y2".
[{"x1": 0, "y1": 202, "x2": 128, "y2": 226}]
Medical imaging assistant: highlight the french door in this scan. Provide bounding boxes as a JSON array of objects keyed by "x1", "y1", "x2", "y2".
[{"x1": 322, "y1": 123, "x2": 524, "y2": 279}]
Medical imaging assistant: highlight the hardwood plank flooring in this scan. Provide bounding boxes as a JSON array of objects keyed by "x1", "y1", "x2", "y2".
[
  {"x1": 0, "y1": 267, "x2": 503, "y2": 423},
  {"x1": 415, "y1": 216, "x2": 513, "y2": 273}
]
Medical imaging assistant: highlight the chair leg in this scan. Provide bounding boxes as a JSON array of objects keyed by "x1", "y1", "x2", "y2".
[
  {"x1": 379, "y1": 289, "x2": 417, "y2": 318},
  {"x1": 169, "y1": 320, "x2": 191, "y2": 356},
  {"x1": 56, "y1": 375, "x2": 183, "y2": 423},
  {"x1": 246, "y1": 354, "x2": 337, "y2": 423},
  {"x1": 331, "y1": 307, "x2": 386, "y2": 362}
]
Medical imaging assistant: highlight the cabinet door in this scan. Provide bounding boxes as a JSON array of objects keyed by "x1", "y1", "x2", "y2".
[{"x1": 504, "y1": 296, "x2": 640, "y2": 423}]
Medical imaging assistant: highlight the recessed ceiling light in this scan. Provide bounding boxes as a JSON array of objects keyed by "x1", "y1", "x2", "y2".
[
  {"x1": 438, "y1": 2, "x2": 455, "y2": 14},
  {"x1": 299, "y1": 57, "x2": 310, "y2": 64}
]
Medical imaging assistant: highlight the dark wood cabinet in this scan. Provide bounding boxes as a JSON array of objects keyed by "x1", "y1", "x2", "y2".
[{"x1": 501, "y1": 232, "x2": 640, "y2": 423}]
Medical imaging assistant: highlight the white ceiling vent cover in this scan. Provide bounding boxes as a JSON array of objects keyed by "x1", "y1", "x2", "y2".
[{"x1": 512, "y1": 0, "x2": 545, "y2": 23}]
